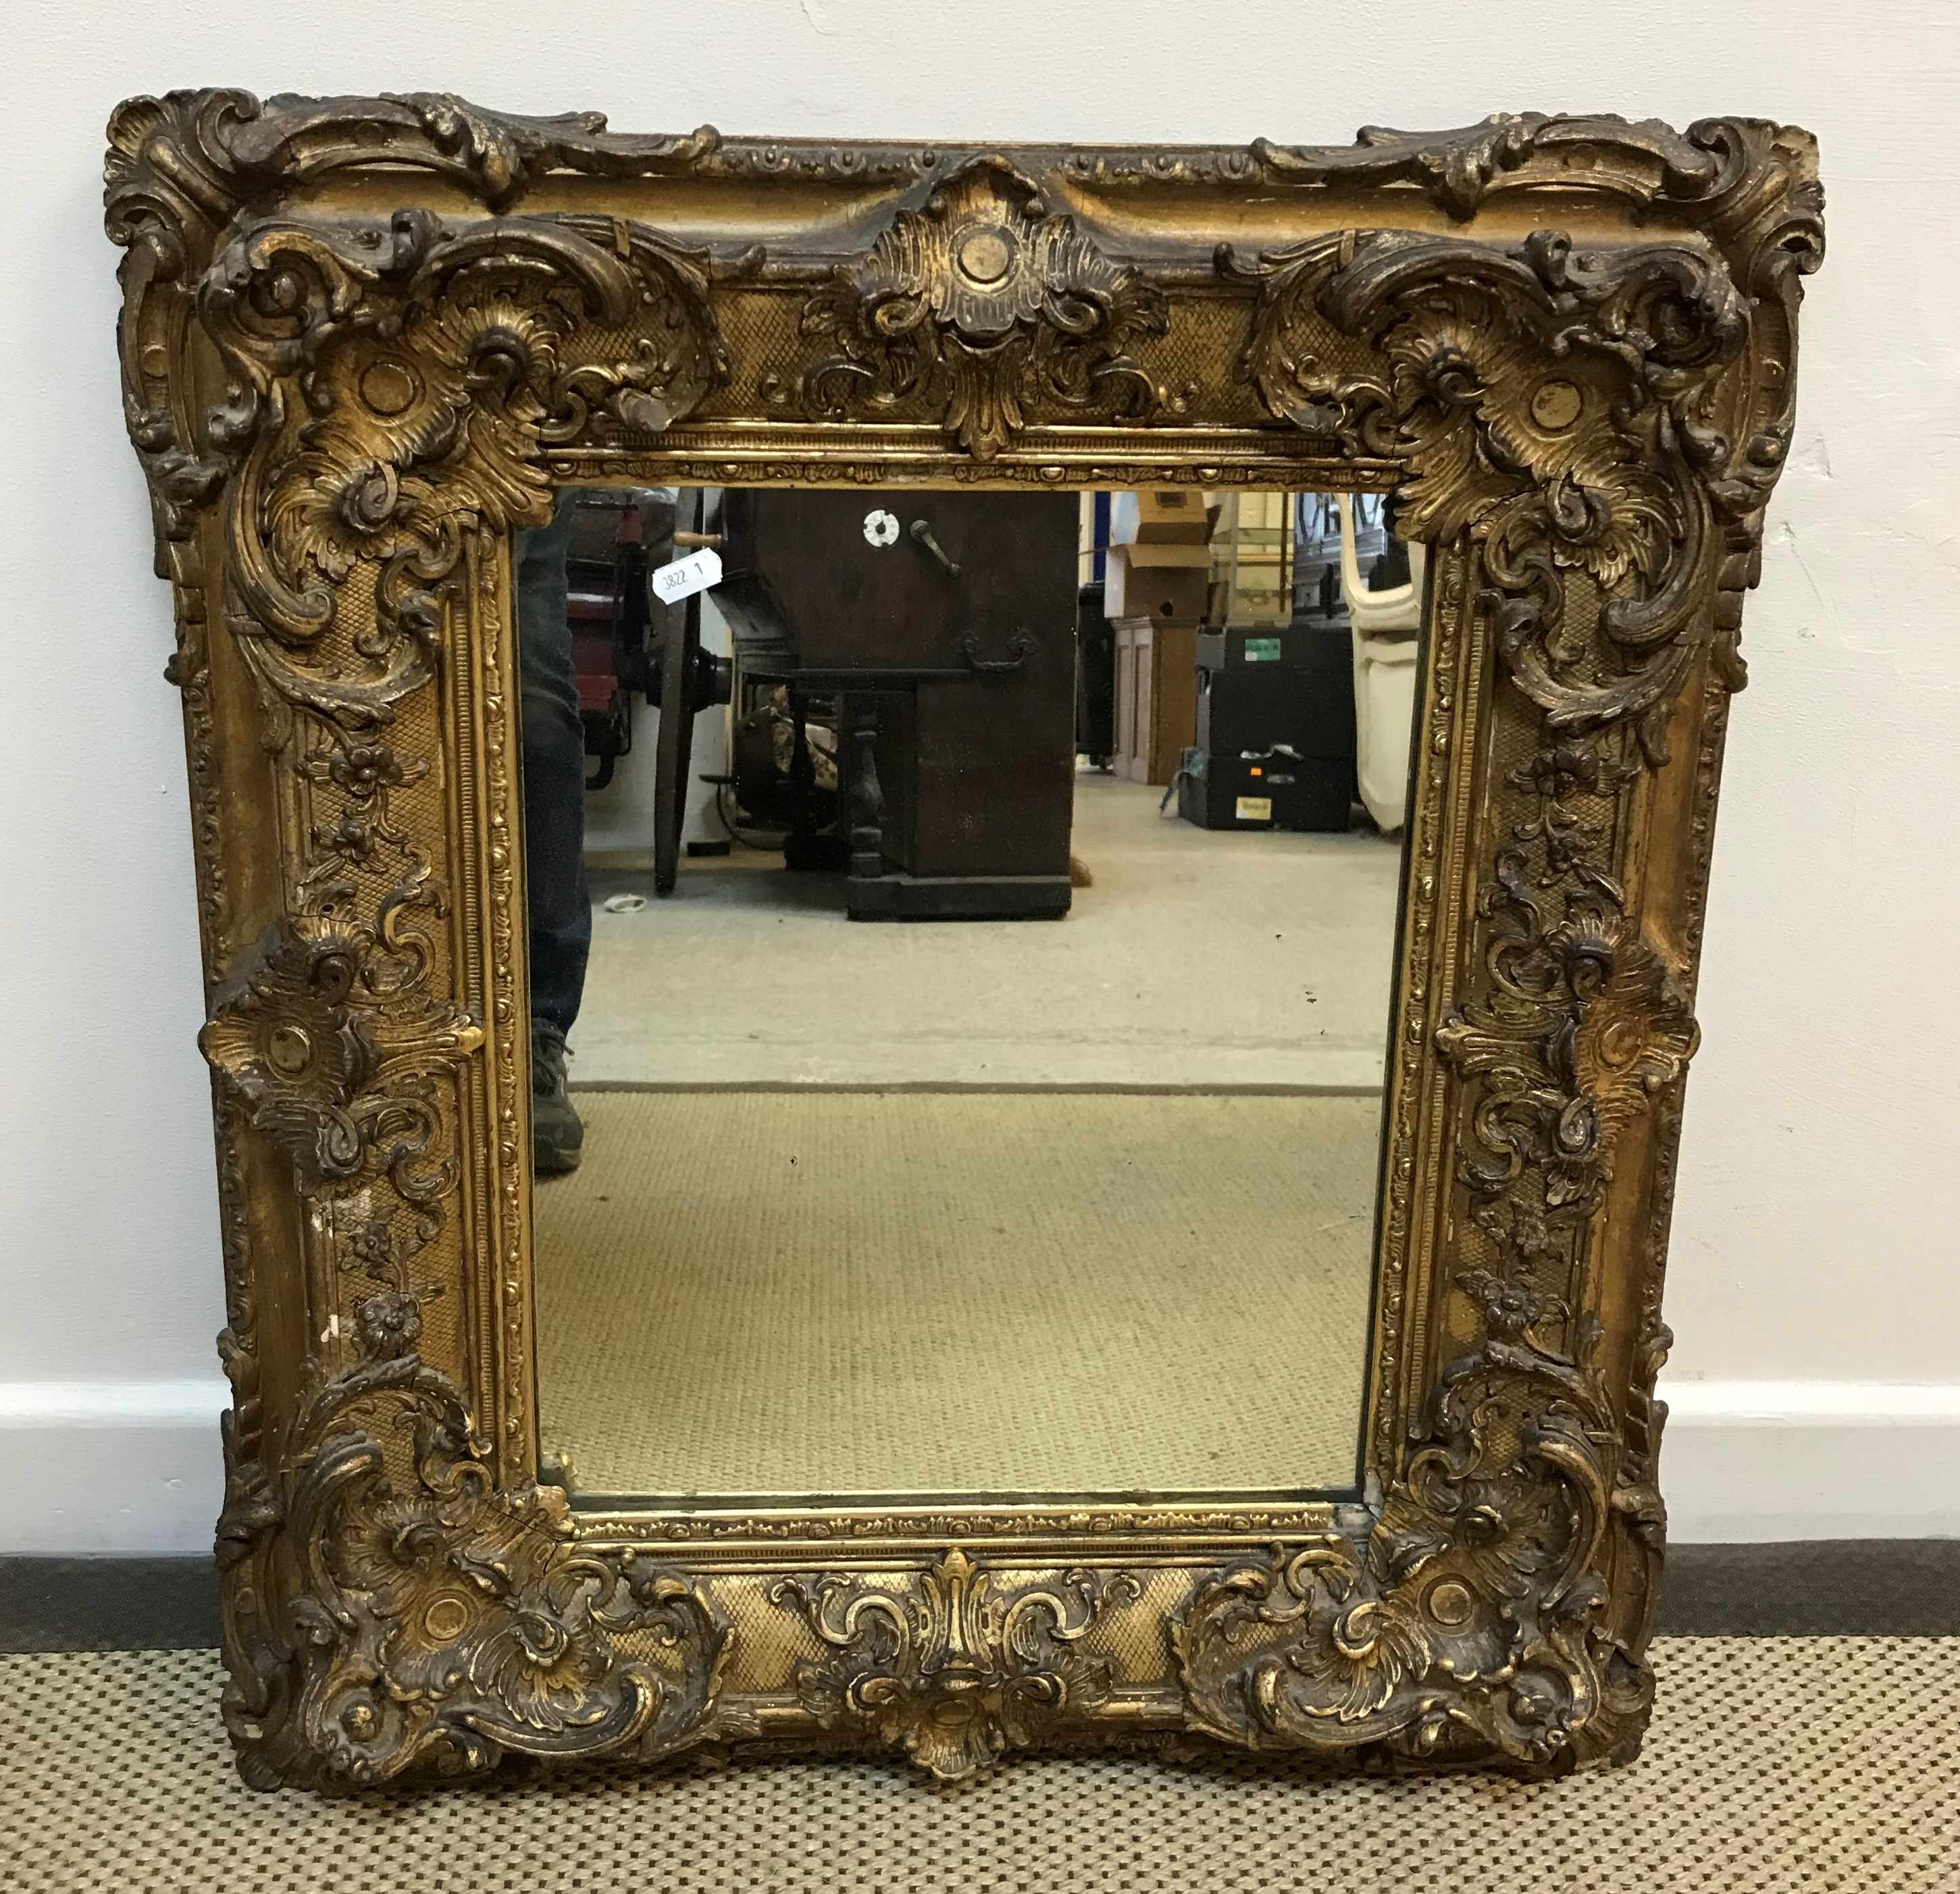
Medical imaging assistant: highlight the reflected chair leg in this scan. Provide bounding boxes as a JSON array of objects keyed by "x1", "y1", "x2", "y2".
[{"x1": 846, "y1": 693, "x2": 885, "y2": 884}]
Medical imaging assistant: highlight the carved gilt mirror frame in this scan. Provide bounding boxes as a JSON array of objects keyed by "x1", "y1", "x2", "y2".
[{"x1": 105, "y1": 91, "x2": 1822, "y2": 1790}]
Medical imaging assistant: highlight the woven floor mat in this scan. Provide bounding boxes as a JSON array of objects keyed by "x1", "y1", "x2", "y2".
[
  {"x1": 4, "y1": 1641, "x2": 1957, "y2": 1891},
  {"x1": 534, "y1": 1090, "x2": 1378, "y2": 1498}
]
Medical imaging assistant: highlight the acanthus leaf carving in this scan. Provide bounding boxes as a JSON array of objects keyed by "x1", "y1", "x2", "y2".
[
  {"x1": 199, "y1": 208, "x2": 728, "y2": 673},
  {"x1": 1219, "y1": 233, "x2": 1398, "y2": 458},
  {"x1": 1435, "y1": 849, "x2": 1699, "y2": 1212},
  {"x1": 103, "y1": 90, "x2": 721, "y2": 575},
  {"x1": 228, "y1": 1353, "x2": 730, "y2": 1787},
  {"x1": 1176, "y1": 1271, "x2": 1616, "y2": 1768},
  {"x1": 1260, "y1": 227, "x2": 1752, "y2": 747},
  {"x1": 771, "y1": 1548, "x2": 1139, "y2": 1781},
  {"x1": 1231, "y1": 115, "x2": 1821, "y2": 739},
  {"x1": 784, "y1": 156, "x2": 1175, "y2": 458}
]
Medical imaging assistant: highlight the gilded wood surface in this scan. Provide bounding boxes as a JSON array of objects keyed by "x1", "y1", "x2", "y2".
[{"x1": 105, "y1": 93, "x2": 1820, "y2": 1788}]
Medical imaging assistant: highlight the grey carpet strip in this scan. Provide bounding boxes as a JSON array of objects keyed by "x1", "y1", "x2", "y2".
[
  {"x1": 5, "y1": 1542, "x2": 1958, "y2": 1652},
  {"x1": 1656, "y1": 1540, "x2": 1960, "y2": 1636},
  {"x1": 1, "y1": 1557, "x2": 222, "y2": 1653}
]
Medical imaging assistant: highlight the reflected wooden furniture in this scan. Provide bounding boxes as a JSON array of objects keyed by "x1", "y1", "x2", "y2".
[
  {"x1": 1104, "y1": 512, "x2": 1207, "y2": 787},
  {"x1": 717, "y1": 489, "x2": 1079, "y2": 918},
  {"x1": 1112, "y1": 616, "x2": 1200, "y2": 787}
]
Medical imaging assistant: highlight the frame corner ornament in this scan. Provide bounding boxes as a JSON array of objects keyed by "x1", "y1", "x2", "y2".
[
  {"x1": 223, "y1": 1354, "x2": 732, "y2": 1789},
  {"x1": 1174, "y1": 1269, "x2": 1628, "y2": 1772}
]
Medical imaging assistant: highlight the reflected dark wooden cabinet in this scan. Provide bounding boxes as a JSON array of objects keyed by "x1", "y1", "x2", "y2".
[{"x1": 719, "y1": 490, "x2": 1081, "y2": 918}]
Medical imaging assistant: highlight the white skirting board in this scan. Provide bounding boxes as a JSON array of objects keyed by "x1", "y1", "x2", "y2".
[
  {"x1": 0, "y1": 1382, "x2": 229, "y2": 1555},
  {"x1": 0, "y1": 1379, "x2": 1955, "y2": 1552},
  {"x1": 1655, "y1": 1383, "x2": 1960, "y2": 1543}
]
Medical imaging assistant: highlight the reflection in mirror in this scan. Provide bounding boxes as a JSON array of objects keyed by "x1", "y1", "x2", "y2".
[{"x1": 515, "y1": 483, "x2": 1426, "y2": 1505}]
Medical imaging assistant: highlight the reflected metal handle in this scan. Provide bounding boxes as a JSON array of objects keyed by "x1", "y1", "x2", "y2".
[
  {"x1": 958, "y1": 629, "x2": 1036, "y2": 674},
  {"x1": 908, "y1": 517, "x2": 961, "y2": 576}
]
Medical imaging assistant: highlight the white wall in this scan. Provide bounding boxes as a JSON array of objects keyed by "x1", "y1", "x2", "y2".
[{"x1": 3, "y1": 0, "x2": 1955, "y2": 1550}]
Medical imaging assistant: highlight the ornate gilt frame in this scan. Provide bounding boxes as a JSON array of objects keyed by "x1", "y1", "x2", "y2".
[{"x1": 106, "y1": 92, "x2": 1822, "y2": 1790}]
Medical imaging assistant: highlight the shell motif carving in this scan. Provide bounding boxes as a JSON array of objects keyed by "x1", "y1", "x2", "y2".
[
  {"x1": 790, "y1": 156, "x2": 1174, "y2": 458},
  {"x1": 201, "y1": 914, "x2": 483, "y2": 1193},
  {"x1": 771, "y1": 1549, "x2": 1139, "y2": 1780}
]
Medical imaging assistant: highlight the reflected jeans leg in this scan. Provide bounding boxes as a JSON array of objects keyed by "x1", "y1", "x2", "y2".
[{"x1": 515, "y1": 494, "x2": 590, "y2": 1038}]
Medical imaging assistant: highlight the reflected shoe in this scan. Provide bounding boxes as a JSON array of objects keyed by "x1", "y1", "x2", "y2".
[{"x1": 531, "y1": 1023, "x2": 584, "y2": 1175}]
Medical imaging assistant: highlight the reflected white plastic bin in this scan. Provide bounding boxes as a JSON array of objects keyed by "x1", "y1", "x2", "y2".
[{"x1": 1335, "y1": 495, "x2": 1425, "y2": 834}]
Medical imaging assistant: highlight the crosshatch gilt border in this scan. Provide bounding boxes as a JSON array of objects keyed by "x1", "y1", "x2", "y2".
[{"x1": 105, "y1": 93, "x2": 1822, "y2": 1790}]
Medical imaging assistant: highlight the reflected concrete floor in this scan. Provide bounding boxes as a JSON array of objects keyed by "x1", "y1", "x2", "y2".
[{"x1": 571, "y1": 771, "x2": 1405, "y2": 1089}]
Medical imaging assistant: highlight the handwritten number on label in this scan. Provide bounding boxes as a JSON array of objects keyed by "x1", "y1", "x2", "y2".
[{"x1": 652, "y1": 547, "x2": 723, "y2": 604}]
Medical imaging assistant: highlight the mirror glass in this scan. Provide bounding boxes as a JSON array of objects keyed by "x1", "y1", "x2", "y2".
[{"x1": 515, "y1": 483, "x2": 1424, "y2": 1505}]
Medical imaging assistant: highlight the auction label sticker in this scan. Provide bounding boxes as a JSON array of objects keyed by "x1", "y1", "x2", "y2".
[
  {"x1": 652, "y1": 546, "x2": 723, "y2": 605},
  {"x1": 1235, "y1": 795, "x2": 1274, "y2": 823}
]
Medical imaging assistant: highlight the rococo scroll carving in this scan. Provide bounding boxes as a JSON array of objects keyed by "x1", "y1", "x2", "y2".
[
  {"x1": 1436, "y1": 851, "x2": 1699, "y2": 1213},
  {"x1": 103, "y1": 91, "x2": 717, "y2": 590},
  {"x1": 1190, "y1": 220, "x2": 1740, "y2": 1764},
  {"x1": 1235, "y1": 118, "x2": 1822, "y2": 749},
  {"x1": 779, "y1": 156, "x2": 1177, "y2": 458},
  {"x1": 1252, "y1": 113, "x2": 1735, "y2": 221},
  {"x1": 772, "y1": 1549, "x2": 1139, "y2": 1780},
  {"x1": 222, "y1": 1352, "x2": 729, "y2": 1789},
  {"x1": 1187, "y1": 117, "x2": 1818, "y2": 1773},
  {"x1": 1235, "y1": 228, "x2": 1749, "y2": 753},
  {"x1": 199, "y1": 207, "x2": 726, "y2": 676},
  {"x1": 107, "y1": 93, "x2": 748, "y2": 1791},
  {"x1": 107, "y1": 88, "x2": 720, "y2": 225},
  {"x1": 1175, "y1": 1269, "x2": 1620, "y2": 1767}
]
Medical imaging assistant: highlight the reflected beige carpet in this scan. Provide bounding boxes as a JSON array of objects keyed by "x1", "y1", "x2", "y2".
[
  {"x1": 533, "y1": 1090, "x2": 1380, "y2": 1500},
  {"x1": 5, "y1": 1643, "x2": 1958, "y2": 1892}
]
